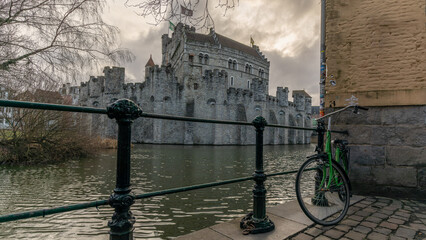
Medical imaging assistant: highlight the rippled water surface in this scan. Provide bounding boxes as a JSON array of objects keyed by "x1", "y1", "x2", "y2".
[{"x1": 0, "y1": 144, "x2": 314, "y2": 239}]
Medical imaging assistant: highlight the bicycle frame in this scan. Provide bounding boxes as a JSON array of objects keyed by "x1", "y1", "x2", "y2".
[{"x1": 318, "y1": 117, "x2": 343, "y2": 190}]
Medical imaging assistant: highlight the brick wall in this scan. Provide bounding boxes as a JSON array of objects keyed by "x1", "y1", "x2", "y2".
[
  {"x1": 325, "y1": 0, "x2": 426, "y2": 197},
  {"x1": 325, "y1": 0, "x2": 426, "y2": 107}
]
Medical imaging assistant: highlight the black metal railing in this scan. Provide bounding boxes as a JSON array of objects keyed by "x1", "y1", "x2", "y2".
[{"x1": 0, "y1": 98, "x2": 340, "y2": 239}]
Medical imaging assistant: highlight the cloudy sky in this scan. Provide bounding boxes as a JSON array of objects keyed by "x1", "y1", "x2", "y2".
[{"x1": 102, "y1": 0, "x2": 321, "y2": 105}]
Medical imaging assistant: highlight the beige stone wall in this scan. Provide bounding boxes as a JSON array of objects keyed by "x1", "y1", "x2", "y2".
[{"x1": 325, "y1": 0, "x2": 426, "y2": 107}]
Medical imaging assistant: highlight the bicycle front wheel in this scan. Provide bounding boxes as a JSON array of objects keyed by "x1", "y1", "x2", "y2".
[{"x1": 295, "y1": 157, "x2": 350, "y2": 225}]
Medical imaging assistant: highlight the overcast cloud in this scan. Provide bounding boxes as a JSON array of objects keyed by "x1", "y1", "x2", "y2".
[{"x1": 101, "y1": 0, "x2": 321, "y2": 104}]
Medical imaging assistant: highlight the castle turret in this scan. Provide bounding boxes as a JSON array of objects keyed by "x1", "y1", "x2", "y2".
[
  {"x1": 276, "y1": 87, "x2": 289, "y2": 107},
  {"x1": 103, "y1": 66, "x2": 124, "y2": 94},
  {"x1": 293, "y1": 90, "x2": 311, "y2": 111},
  {"x1": 251, "y1": 78, "x2": 267, "y2": 101}
]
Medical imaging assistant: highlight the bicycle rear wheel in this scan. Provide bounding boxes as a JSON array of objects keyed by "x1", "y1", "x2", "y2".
[{"x1": 295, "y1": 157, "x2": 350, "y2": 225}]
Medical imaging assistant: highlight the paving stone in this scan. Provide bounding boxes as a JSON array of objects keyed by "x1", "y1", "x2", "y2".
[
  {"x1": 354, "y1": 203, "x2": 369, "y2": 208},
  {"x1": 415, "y1": 213, "x2": 426, "y2": 219},
  {"x1": 293, "y1": 233, "x2": 314, "y2": 240},
  {"x1": 377, "y1": 198, "x2": 392, "y2": 203},
  {"x1": 408, "y1": 223, "x2": 426, "y2": 231},
  {"x1": 383, "y1": 206, "x2": 399, "y2": 211},
  {"x1": 345, "y1": 230, "x2": 367, "y2": 240},
  {"x1": 304, "y1": 228, "x2": 323, "y2": 237},
  {"x1": 348, "y1": 215, "x2": 364, "y2": 221},
  {"x1": 347, "y1": 207, "x2": 362, "y2": 215},
  {"x1": 403, "y1": 206, "x2": 413, "y2": 211},
  {"x1": 367, "y1": 232, "x2": 388, "y2": 240},
  {"x1": 388, "y1": 217, "x2": 405, "y2": 225},
  {"x1": 314, "y1": 236, "x2": 332, "y2": 240},
  {"x1": 389, "y1": 235, "x2": 405, "y2": 240},
  {"x1": 314, "y1": 225, "x2": 334, "y2": 231},
  {"x1": 371, "y1": 212, "x2": 388, "y2": 219},
  {"x1": 363, "y1": 207, "x2": 378, "y2": 213},
  {"x1": 396, "y1": 211, "x2": 411, "y2": 218},
  {"x1": 355, "y1": 211, "x2": 371, "y2": 217},
  {"x1": 379, "y1": 209, "x2": 394, "y2": 215},
  {"x1": 392, "y1": 215, "x2": 409, "y2": 221},
  {"x1": 341, "y1": 219, "x2": 359, "y2": 227},
  {"x1": 373, "y1": 202, "x2": 389, "y2": 207},
  {"x1": 365, "y1": 197, "x2": 377, "y2": 202},
  {"x1": 353, "y1": 225, "x2": 372, "y2": 234},
  {"x1": 379, "y1": 221, "x2": 399, "y2": 230},
  {"x1": 174, "y1": 227, "x2": 231, "y2": 240},
  {"x1": 395, "y1": 226, "x2": 417, "y2": 239},
  {"x1": 360, "y1": 221, "x2": 378, "y2": 228},
  {"x1": 335, "y1": 224, "x2": 352, "y2": 232},
  {"x1": 374, "y1": 227, "x2": 392, "y2": 235},
  {"x1": 365, "y1": 216, "x2": 382, "y2": 223},
  {"x1": 323, "y1": 229, "x2": 345, "y2": 239},
  {"x1": 397, "y1": 209, "x2": 411, "y2": 214}
]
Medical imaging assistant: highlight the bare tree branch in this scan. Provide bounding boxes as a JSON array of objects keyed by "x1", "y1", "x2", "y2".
[
  {"x1": 0, "y1": 0, "x2": 134, "y2": 90},
  {"x1": 125, "y1": 0, "x2": 238, "y2": 31}
]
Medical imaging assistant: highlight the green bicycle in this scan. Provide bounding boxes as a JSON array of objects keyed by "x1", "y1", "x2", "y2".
[{"x1": 295, "y1": 105, "x2": 367, "y2": 225}]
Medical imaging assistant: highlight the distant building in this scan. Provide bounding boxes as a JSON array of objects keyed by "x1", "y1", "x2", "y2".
[{"x1": 62, "y1": 23, "x2": 312, "y2": 145}]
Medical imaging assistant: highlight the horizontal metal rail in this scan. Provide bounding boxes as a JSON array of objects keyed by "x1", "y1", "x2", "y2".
[
  {"x1": 0, "y1": 168, "x2": 309, "y2": 223},
  {"x1": 0, "y1": 99, "x2": 319, "y2": 131},
  {"x1": 0, "y1": 100, "x2": 107, "y2": 115}
]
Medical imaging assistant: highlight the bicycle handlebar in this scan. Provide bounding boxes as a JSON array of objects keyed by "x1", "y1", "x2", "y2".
[{"x1": 316, "y1": 105, "x2": 368, "y2": 122}]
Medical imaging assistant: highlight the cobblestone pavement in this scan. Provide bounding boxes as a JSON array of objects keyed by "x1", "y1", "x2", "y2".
[{"x1": 289, "y1": 196, "x2": 426, "y2": 240}]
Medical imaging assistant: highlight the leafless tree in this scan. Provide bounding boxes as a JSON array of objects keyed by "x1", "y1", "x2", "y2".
[
  {"x1": 0, "y1": 0, "x2": 134, "y2": 90},
  {"x1": 125, "y1": 0, "x2": 238, "y2": 31}
]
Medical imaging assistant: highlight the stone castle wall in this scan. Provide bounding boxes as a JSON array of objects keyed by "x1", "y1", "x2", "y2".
[
  {"x1": 325, "y1": 0, "x2": 426, "y2": 196},
  {"x1": 66, "y1": 65, "x2": 312, "y2": 145}
]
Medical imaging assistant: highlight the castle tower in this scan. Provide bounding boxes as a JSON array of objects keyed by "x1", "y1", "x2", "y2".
[
  {"x1": 276, "y1": 87, "x2": 289, "y2": 107},
  {"x1": 103, "y1": 66, "x2": 124, "y2": 94}
]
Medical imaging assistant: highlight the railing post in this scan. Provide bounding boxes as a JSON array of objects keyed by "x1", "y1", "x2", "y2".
[
  {"x1": 316, "y1": 120, "x2": 325, "y2": 153},
  {"x1": 106, "y1": 99, "x2": 142, "y2": 240},
  {"x1": 240, "y1": 116, "x2": 274, "y2": 234}
]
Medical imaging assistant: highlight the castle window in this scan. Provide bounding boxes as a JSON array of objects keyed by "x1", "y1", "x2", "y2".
[
  {"x1": 204, "y1": 54, "x2": 209, "y2": 65},
  {"x1": 245, "y1": 64, "x2": 249, "y2": 73},
  {"x1": 233, "y1": 60, "x2": 237, "y2": 70},
  {"x1": 230, "y1": 76, "x2": 234, "y2": 86},
  {"x1": 258, "y1": 69, "x2": 261, "y2": 76},
  {"x1": 247, "y1": 80, "x2": 250, "y2": 89},
  {"x1": 189, "y1": 54, "x2": 194, "y2": 63},
  {"x1": 228, "y1": 59, "x2": 232, "y2": 68},
  {"x1": 207, "y1": 98, "x2": 216, "y2": 106},
  {"x1": 199, "y1": 53, "x2": 203, "y2": 63},
  {"x1": 249, "y1": 65, "x2": 252, "y2": 74}
]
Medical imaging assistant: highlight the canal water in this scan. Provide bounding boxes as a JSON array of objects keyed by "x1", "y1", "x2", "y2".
[{"x1": 0, "y1": 144, "x2": 314, "y2": 239}]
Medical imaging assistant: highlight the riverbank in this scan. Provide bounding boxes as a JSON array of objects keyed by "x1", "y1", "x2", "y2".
[{"x1": 176, "y1": 196, "x2": 426, "y2": 240}]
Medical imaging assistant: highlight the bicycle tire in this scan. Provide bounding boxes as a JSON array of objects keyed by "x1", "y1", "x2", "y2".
[{"x1": 295, "y1": 157, "x2": 350, "y2": 225}]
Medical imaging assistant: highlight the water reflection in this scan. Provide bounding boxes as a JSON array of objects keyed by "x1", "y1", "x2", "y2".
[{"x1": 0, "y1": 144, "x2": 314, "y2": 239}]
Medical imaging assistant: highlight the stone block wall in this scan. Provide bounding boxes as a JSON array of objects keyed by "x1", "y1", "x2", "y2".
[{"x1": 332, "y1": 106, "x2": 426, "y2": 197}]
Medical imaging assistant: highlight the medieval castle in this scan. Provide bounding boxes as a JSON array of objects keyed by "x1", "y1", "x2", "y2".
[{"x1": 62, "y1": 23, "x2": 312, "y2": 145}]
